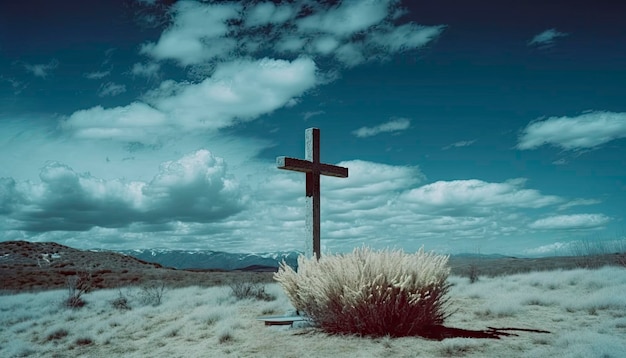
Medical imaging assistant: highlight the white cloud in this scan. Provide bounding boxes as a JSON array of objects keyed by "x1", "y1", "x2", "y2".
[
  {"x1": 327, "y1": 160, "x2": 425, "y2": 198},
  {"x1": 0, "y1": 76, "x2": 27, "y2": 95},
  {"x1": 369, "y1": 23, "x2": 445, "y2": 52},
  {"x1": 245, "y1": 2, "x2": 294, "y2": 27},
  {"x1": 2, "y1": 144, "x2": 606, "y2": 254},
  {"x1": 150, "y1": 57, "x2": 317, "y2": 130},
  {"x1": 62, "y1": 102, "x2": 168, "y2": 143},
  {"x1": 296, "y1": 1, "x2": 389, "y2": 37},
  {"x1": 63, "y1": 57, "x2": 317, "y2": 142},
  {"x1": 84, "y1": 71, "x2": 110, "y2": 80},
  {"x1": 0, "y1": 178, "x2": 22, "y2": 215},
  {"x1": 311, "y1": 37, "x2": 340, "y2": 55},
  {"x1": 141, "y1": 0, "x2": 444, "y2": 68},
  {"x1": 302, "y1": 110, "x2": 325, "y2": 121},
  {"x1": 23, "y1": 59, "x2": 59, "y2": 78},
  {"x1": 353, "y1": 118, "x2": 411, "y2": 138},
  {"x1": 400, "y1": 178, "x2": 563, "y2": 216},
  {"x1": 131, "y1": 62, "x2": 160, "y2": 79},
  {"x1": 140, "y1": 1, "x2": 241, "y2": 66},
  {"x1": 529, "y1": 214, "x2": 611, "y2": 230},
  {"x1": 528, "y1": 28, "x2": 568, "y2": 47},
  {"x1": 557, "y1": 198, "x2": 602, "y2": 211},
  {"x1": 333, "y1": 43, "x2": 366, "y2": 67},
  {"x1": 523, "y1": 242, "x2": 570, "y2": 256},
  {"x1": 3, "y1": 150, "x2": 243, "y2": 232},
  {"x1": 442, "y1": 139, "x2": 477, "y2": 150},
  {"x1": 255, "y1": 160, "x2": 586, "y2": 254},
  {"x1": 70, "y1": 0, "x2": 442, "y2": 146},
  {"x1": 517, "y1": 111, "x2": 626, "y2": 150},
  {"x1": 275, "y1": 36, "x2": 307, "y2": 53},
  {"x1": 98, "y1": 82, "x2": 127, "y2": 97}
]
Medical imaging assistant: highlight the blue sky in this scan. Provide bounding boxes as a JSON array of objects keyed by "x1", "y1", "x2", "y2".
[{"x1": 1, "y1": 0, "x2": 625, "y2": 256}]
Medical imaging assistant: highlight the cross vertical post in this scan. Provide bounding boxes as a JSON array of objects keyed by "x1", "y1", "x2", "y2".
[{"x1": 277, "y1": 128, "x2": 348, "y2": 259}]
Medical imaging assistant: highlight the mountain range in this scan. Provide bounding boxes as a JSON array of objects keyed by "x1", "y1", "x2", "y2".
[
  {"x1": 115, "y1": 249, "x2": 517, "y2": 271},
  {"x1": 2, "y1": 240, "x2": 624, "y2": 292},
  {"x1": 116, "y1": 249, "x2": 301, "y2": 271}
]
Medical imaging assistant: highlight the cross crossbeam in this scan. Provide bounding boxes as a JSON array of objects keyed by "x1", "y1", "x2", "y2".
[{"x1": 277, "y1": 128, "x2": 348, "y2": 259}]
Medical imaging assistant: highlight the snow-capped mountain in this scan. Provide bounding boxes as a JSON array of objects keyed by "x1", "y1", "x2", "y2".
[{"x1": 116, "y1": 249, "x2": 301, "y2": 271}]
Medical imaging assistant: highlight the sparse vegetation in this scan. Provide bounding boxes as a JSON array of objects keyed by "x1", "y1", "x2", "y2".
[
  {"x1": 74, "y1": 337, "x2": 93, "y2": 346},
  {"x1": 218, "y1": 330, "x2": 234, "y2": 344},
  {"x1": 229, "y1": 281, "x2": 274, "y2": 301},
  {"x1": 569, "y1": 238, "x2": 626, "y2": 268},
  {"x1": 137, "y1": 281, "x2": 166, "y2": 306},
  {"x1": 45, "y1": 328, "x2": 69, "y2": 342},
  {"x1": 110, "y1": 289, "x2": 131, "y2": 310},
  {"x1": 65, "y1": 272, "x2": 92, "y2": 308},
  {"x1": 274, "y1": 246, "x2": 451, "y2": 337},
  {"x1": 2, "y1": 267, "x2": 626, "y2": 357},
  {"x1": 466, "y1": 264, "x2": 480, "y2": 284}
]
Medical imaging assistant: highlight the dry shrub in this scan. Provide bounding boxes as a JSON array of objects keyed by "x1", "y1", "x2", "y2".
[
  {"x1": 65, "y1": 272, "x2": 92, "y2": 308},
  {"x1": 229, "y1": 282, "x2": 274, "y2": 301},
  {"x1": 46, "y1": 328, "x2": 69, "y2": 341},
  {"x1": 138, "y1": 281, "x2": 166, "y2": 306},
  {"x1": 111, "y1": 289, "x2": 131, "y2": 310},
  {"x1": 274, "y1": 246, "x2": 451, "y2": 337}
]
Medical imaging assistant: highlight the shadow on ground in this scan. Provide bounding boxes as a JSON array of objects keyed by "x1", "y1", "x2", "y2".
[{"x1": 420, "y1": 325, "x2": 551, "y2": 340}]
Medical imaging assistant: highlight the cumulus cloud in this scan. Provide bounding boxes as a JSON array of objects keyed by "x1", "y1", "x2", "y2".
[
  {"x1": 98, "y1": 82, "x2": 127, "y2": 97},
  {"x1": 2, "y1": 150, "x2": 243, "y2": 232},
  {"x1": 62, "y1": 102, "x2": 168, "y2": 143},
  {"x1": 529, "y1": 214, "x2": 610, "y2": 230},
  {"x1": 0, "y1": 178, "x2": 22, "y2": 215},
  {"x1": 2, "y1": 150, "x2": 605, "y2": 253},
  {"x1": 63, "y1": 57, "x2": 317, "y2": 142},
  {"x1": 528, "y1": 28, "x2": 568, "y2": 47},
  {"x1": 296, "y1": 1, "x2": 389, "y2": 37},
  {"x1": 257, "y1": 158, "x2": 595, "y2": 254},
  {"x1": 23, "y1": 59, "x2": 59, "y2": 78},
  {"x1": 517, "y1": 111, "x2": 626, "y2": 150},
  {"x1": 140, "y1": 0, "x2": 444, "y2": 68},
  {"x1": 400, "y1": 178, "x2": 562, "y2": 216},
  {"x1": 149, "y1": 57, "x2": 317, "y2": 129},
  {"x1": 245, "y1": 2, "x2": 294, "y2": 27},
  {"x1": 326, "y1": 160, "x2": 425, "y2": 200},
  {"x1": 253, "y1": 159, "x2": 429, "y2": 251},
  {"x1": 140, "y1": 1, "x2": 241, "y2": 66},
  {"x1": 353, "y1": 118, "x2": 411, "y2": 138},
  {"x1": 61, "y1": 1, "x2": 443, "y2": 144}
]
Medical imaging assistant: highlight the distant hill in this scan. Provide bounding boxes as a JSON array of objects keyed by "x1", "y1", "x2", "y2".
[
  {"x1": 0, "y1": 241, "x2": 277, "y2": 291},
  {"x1": 451, "y1": 253, "x2": 516, "y2": 259}
]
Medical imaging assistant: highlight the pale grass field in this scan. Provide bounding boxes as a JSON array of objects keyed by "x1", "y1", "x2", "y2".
[{"x1": 2, "y1": 266, "x2": 626, "y2": 358}]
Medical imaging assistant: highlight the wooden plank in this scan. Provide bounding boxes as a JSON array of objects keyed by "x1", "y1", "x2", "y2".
[{"x1": 256, "y1": 315, "x2": 306, "y2": 327}]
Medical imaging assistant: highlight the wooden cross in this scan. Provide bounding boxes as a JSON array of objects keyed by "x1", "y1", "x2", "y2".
[{"x1": 277, "y1": 128, "x2": 348, "y2": 259}]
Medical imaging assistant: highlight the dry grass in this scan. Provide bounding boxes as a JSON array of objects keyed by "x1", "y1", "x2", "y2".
[
  {"x1": 1, "y1": 266, "x2": 625, "y2": 357},
  {"x1": 275, "y1": 247, "x2": 451, "y2": 337}
]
